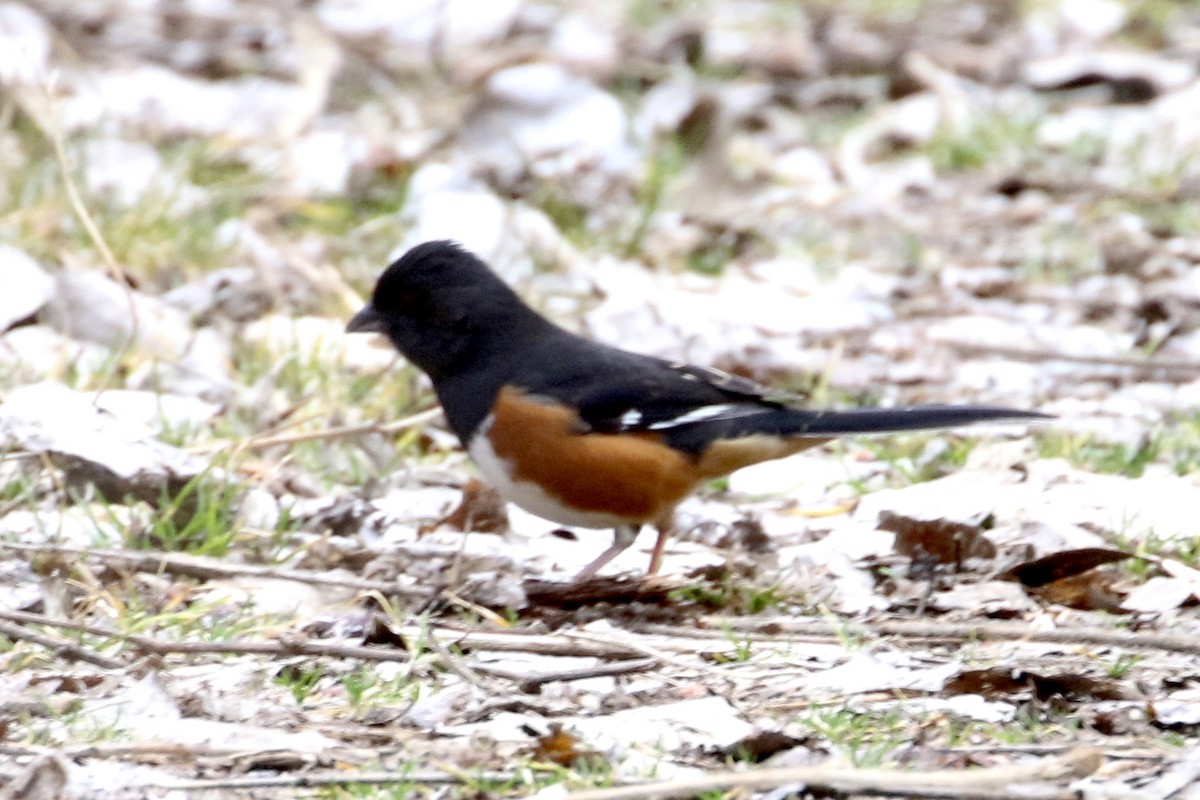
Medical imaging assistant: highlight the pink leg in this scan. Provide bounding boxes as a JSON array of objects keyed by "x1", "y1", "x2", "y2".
[
  {"x1": 573, "y1": 525, "x2": 639, "y2": 580},
  {"x1": 646, "y1": 517, "x2": 673, "y2": 575}
]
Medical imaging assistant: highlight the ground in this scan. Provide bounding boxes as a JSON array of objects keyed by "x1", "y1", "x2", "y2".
[{"x1": 1, "y1": 1, "x2": 1200, "y2": 798}]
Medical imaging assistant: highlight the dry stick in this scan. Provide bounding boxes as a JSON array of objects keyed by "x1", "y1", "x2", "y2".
[
  {"x1": 943, "y1": 742, "x2": 1162, "y2": 760},
  {"x1": 4, "y1": 607, "x2": 619, "y2": 677},
  {"x1": 0, "y1": 742, "x2": 290, "y2": 761},
  {"x1": 0, "y1": 608, "x2": 652, "y2": 665},
  {"x1": 128, "y1": 635, "x2": 415, "y2": 662},
  {"x1": 0, "y1": 546, "x2": 686, "y2": 661},
  {"x1": 472, "y1": 657, "x2": 660, "y2": 691},
  {"x1": 423, "y1": 627, "x2": 490, "y2": 689},
  {"x1": 0, "y1": 619, "x2": 125, "y2": 669},
  {"x1": 11, "y1": 544, "x2": 1191, "y2": 659},
  {"x1": 190, "y1": 407, "x2": 443, "y2": 454},
  {"x1": 37, "y1": 79, "x2": 139, "y2": 401},
  {"x1": 708, "y1": 616, "x2": 1200, "y2": 656},
  {"x1": 0, "y1": 542, "x2": 428, "y2": 600},
  {"x1": 0, "y1": 451, "x2": 42, "y2": 463},
  {"x1": 41, "y1": 100, "x2": 120, "y2": 278},
  {"x1": 23, "y1": 541, "x2": 1193, "y2": 658},
  {"x1": 1, "y1": 548, "x2": 687, "y2": 656},
  {"x1": 564, "y1": 747, "x2": 1103, "y2": 800},
  {"x1": 1142, "y1": 744, "x2": 1200, "y2": 799},
  {"x1": 151, "y1": 770, "x2": 514, "y2": 792},
  {"x1": 562, "y1": 629, "x2": 717, "y2": 674},
  {"x1": 0, "y1": 609, "x2": 415, "y2": 665},
  {"x1": 630, "y1": 617, "x2": 1200, "y2": 657},
  {"x1": 427, "y1": 628, "x2": 649, "y2": 659},
  {"x1": 948, "y1": 342, "x2": 1200, "y2": 378}
]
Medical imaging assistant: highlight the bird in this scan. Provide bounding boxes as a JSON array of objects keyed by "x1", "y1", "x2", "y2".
[{"x1": 347, "y1": 240, "x2": 1048, "y2": 579}]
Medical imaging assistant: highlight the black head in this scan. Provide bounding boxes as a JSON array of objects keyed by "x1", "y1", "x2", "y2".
[{"x1": 347, "y1": 241, "x2": 550, "y2": 379}]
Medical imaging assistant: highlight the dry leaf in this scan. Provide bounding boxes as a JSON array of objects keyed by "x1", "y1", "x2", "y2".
[
  {"x1": 719, "y1": 730, "x2": 806, "y2": 763},
  {"x1": 944, "y1": 667, "x2": 1133, "y2": 702},
  {"x1": 1027, "y1": 571, "x2": 1128, "y2": 612},
  {"x1": 999, "y1": 547, "x2": 1131, "y2": 587},
  {"x1": 879, "y1": 510, "x2": 997, "y2": 568},
  {"x1": 524, "y1": 722, "x2": 607, "y2": 768},
  {"x1": 422, "y1": 478, "x2": 510, "y2": 535}
]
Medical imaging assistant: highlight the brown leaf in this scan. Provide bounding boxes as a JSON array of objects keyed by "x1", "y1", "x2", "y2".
[
  {"x1": 999, "y1": 547, "x2": 1131, "y2": 588},
  {"x1": 878, "y1": 511, "x2": 996, "y2": 568},
  {"x1": 1028, "y1": 571, "x2": 1127, "y2": 612},
  {"x1": 360, "y1": 614, "x2": 408, "y2": 648},
  {"x1": 421, "y1": 478, "x2": 509, "y2": 535},
  {"x1": 522, "y1": 575, "x2": 675, "y2": 610},
  {"x1": 714, "y1": 515, "x2": 773, "y2": 554},
  {"x1": 720, "y1": 730, "x2": 806, "y2": 763},
  {"x1": 524, "y1": 722, "x2": 607, "y2": 768},
  {"x1": 944, "y1": 667, "x2": 1134, "y2": 702},
  {"x1": 27, "y1": 674, "x2": 105, "y2": 693},
  {"x1": 1092, "y1": 708, "x2": 1136, "y2": 736},
  {"x1": 943, "y1": 666, "x2": 1027, "y2": 697}
]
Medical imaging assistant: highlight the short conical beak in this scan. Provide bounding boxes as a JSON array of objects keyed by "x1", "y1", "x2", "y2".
[{"x1": 346, "y1": 303, "x2": 385, "y2": 333}]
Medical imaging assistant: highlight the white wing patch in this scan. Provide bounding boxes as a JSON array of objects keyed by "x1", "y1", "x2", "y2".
[{"x1": 645, "y1": 403, "x2": 764, "y2": 430}]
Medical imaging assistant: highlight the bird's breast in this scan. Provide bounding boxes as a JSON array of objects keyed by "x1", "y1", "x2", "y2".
[{"x1": 467, "y1": 386, "x2": 699, "y2": 529}]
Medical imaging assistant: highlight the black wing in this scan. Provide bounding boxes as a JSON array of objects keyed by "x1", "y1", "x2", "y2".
[
  {"x1": 519, "y1": 338, "x2": 1049, "y2": 455},
  {"x1": 582, "y1": 369, "x2": 792, "y2": 432},
  {"x1": 509, "y1": 336, "x2": 782, "y2": 425}
]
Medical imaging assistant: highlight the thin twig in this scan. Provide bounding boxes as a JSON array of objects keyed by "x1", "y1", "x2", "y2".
[
  {"x1": 0, "y1": 451, "x2": 42, "y2": 463},
  {"x1": 705, "y1": 616, "x2": 1200, "y2": 656},
  {"x1": 0, "y1": 543, "x2": 428, "y2": 599},
  {"x1": 0, "y1": 609, "x2": 412, "y2": 665},
  {"x1": 0, "y1": 609, "x2": 128, "y2": 639},
  {"x1": 424, "y1": 627, "x2": 490, "y2": 689},
  {"x1": 563, "y1": 747, "x2": 1103, "y2": 800},
  {"x1": 33, "y1": 75, "x2": 137, "y2": 400},
  {"x1": 472, "y1": 657, "x2": 659, "y2": 692},
  {"x1": 630, "y1": 616, "x2": 1200, "y2": 657},
  {"x1": 135, "y1": 770, "x2": 515, "y2": 792},
  {"x1": 190, "y1": 407, "x2": 443, "y2": 454},
  {"x1": 0, "y1": 742, "x2": 291, "y2": 761},
  {"x1": 436, "y1": 628, "x2": 650, "y2": 659},
  {"x1": 931, "y1": 742, "x2": 1163, "y2": 760},
  {"x1": 129, "y1": 635, "x2": 413, "y2": 661},
  {"x1": 43, "y1": 103, "x2": 120, "y2": 278},
  {"x1": 563, "y1": 629, "x2": 716, "y2": 674},
  {"x1": 1142, "y1": 744, "x2": 1200, "y2": 799},
  {"x1": 0, "y1": 608, "x2": 663, "y2": 668},
  {"x1": 0, "y1": 619, "x2": 125, "y2": 669},
  {"x1": 948, "y1": 342, "x2": 1200, "y2": 378}
]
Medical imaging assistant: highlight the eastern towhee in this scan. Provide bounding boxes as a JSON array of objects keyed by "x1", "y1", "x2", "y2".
[{"x1": 348, "y1": 241, "x2": 1048, "y2": 578}]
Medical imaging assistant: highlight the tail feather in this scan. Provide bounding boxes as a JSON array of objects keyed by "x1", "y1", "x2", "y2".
[
  {"x1": 662, "y1": 404, "x2": 1049, "y2": 455},
  {"x1": 785, "y1": 405, "x2": 1051, "y2": 437}
]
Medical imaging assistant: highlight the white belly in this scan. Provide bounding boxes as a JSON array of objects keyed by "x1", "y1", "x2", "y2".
[{"x1": 467, "y1": 419, "x2": 635, "y2": 530}]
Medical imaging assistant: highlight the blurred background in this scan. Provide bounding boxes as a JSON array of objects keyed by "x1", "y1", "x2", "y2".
[
  {"x1": 4, "y1": 2, "x2": 1200, "y2": 795},
  {"x1": 3, "y1": 0, "x2": 1200, "y2": 439}
]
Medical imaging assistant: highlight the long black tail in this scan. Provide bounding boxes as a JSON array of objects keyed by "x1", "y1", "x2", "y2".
[
  {"x1": 662, "y1": 404, "x2": 1049, "y2": 454},
  {"x1": 784, "y1": 404, "x2": 1051, "y2": 436}
]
